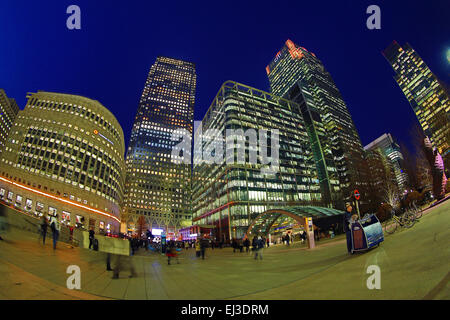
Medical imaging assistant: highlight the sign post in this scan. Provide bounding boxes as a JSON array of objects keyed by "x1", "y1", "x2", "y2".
[
  {"x1": 354, "y1": 189, "x2": 361, "y2": 219},
  {"x1": 304, "y1": 217, "x2": 315, "y2": 249}
]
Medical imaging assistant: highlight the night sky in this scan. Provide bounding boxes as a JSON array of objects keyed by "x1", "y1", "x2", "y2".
[{"x1": 1, "y1": 0, "x2": 449, "y2": 155}]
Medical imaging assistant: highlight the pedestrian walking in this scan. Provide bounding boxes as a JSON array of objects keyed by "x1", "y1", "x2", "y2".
[
  {"x1": 195, "y1": 239, "x2": 201, "y2": 258},
  {"x1": 252, "y1": 236, "x2": 257, "y2": 252},
  {"x1": 39, "y1": 214, "x2": 48, "y2": 245},
  {"x1": 254, "y1": 236, "x2": 264, "y2": 260},
  {"x1": 344, "y1": 202, "x2": 354, "y2": 254},
  {"x1": 89, "y1": 228, "x2": 95, "y2": 249},
  {"x1": 0, "y1": 207, "x2": 8, "y2": 241},
  {"x1": 244, "y1": 238, "x2": 250, "y2": 252},
  {"x1": 266, "y1": 238, "x2": 270, "y2": 247},
  {"x1": 106, "y1": 252, "x2": 113, "y2": 271},
  {"x1": 200, "y1": 238, "x2": 208, "y2": 260},
  {"x1": 166, "y1": 241, "x2": 179, "y2": 265},
  {"x1": 112, "y1": 254, "x2": 137, "y2": 279},
  {"x1": 286, "y1": 234, "x2": 290, "y2": 246},
  {"x1": 49, "y1": 214, "x2": 61, "y2": 250},
  {"x1": 238, "y1": 238, "x2": 243, "y2": 253}
]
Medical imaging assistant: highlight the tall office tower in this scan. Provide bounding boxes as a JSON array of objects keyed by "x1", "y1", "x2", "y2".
[
  {"x1": 364, "y1": 148, "x2": 396, "y2": 211},
  {"x1": 364, "y1": 133, "x2": 409, "y2": 191},
  {"x1": 0, "y1": 89, "x2": 20, "y2": 154},
  {"x1": 267, "y1": 39, "x2": 366, "y2": 203},
  {"x1": 124, "y1": 57, "x2": 196, "y2": 237},
  {"x1": 383, "y1": 41, "x2": 450, "y2": 160},
  {"x1": 192, "y1": 81, "x2": 322, "y2": 242},
  {"x1": 0, "y1": 92, "x2": 125, "y2": 233}
]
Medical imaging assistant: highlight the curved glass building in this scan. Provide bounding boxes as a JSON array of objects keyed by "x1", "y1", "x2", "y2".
[{"x1": 0, "y1": 91, "x2": 125, "y2": 233}]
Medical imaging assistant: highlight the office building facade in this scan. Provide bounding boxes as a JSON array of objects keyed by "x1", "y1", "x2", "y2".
[
  {"x1": 364, "y1": 133, "x2": 408, "y2": 191},
  {"x1": 124, "y1": 56, "x2": 196, "y2": 237},
  {"x1": 0, "y1": 92, "x2": 126, "y2": 233},
  {"x1": 0, "y1": 89, "x2": 20, "y2": 154},
  {"x1": 267, "y1": 39, "x2": 366, "y2": 203},
  {"x1": 192, "y1": 81, "x2": 322, "y2": 242},
  {"x1": 383, "y1": 41, "x2": 450, "y2": 159}
]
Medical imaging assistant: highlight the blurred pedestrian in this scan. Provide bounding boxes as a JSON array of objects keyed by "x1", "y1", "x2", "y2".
[
  {"x1": 200, "y1": 238, "x2": 208, "y2": 260},
  {"x1": 244, "y1": 237, "x2": 250, "y2": 252},
  {"x1": 254, "y1": 236, "x2": 264, "y2": 260},
  {"x1": 166, "y1": 241, "x2": 179, "y2": 265},
  {"x1": 89, "y1": 228, "x2": 95, "y2": 250},
  {"x1": 0, "y1": 207, "x2": 8, "y2": 241},
  {"x1": 49, "y1": 214, "x2": 61, "y2": 250},
  {"x1": 195, "y1": 239, "x2": 201, "y2": 258},
  {"x1": 39, "y1": 214, "x2": 48, "y2": 245},
  {"x1": 112, "y1": 254, "x2": 137, "y2": 279},
  {"x1": 106, "y1": 253, "x2": 113, "y2": 271},
  {"x1": 344, "y1": 203, "x2": 354, "y2": 254},
  {"x1": 252, "y1": 236, "x2": 257, "y2": 252}
]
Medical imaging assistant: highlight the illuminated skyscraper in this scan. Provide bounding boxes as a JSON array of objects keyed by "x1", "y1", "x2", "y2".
[
  {"x1": 383, "y1": 41, "x2": 450, "y2": 159},
  {"x1": 0, "y1": 89, "x2": 20, "y2": 154},
  {"x1": 192, "y1": 81, "x2": 322, "y2": 242},
  {"x1": 267, "y1": 39, "x2": 366, "y2": 203},
  {"x1": 364, "y1": 133, "x2": 408, "y2": 191},
  {"x1": 124, "y1": 57, "x2": 196, "y2": 236}
]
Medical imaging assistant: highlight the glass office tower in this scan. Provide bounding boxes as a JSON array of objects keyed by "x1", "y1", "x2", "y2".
[
  {"x1": 124, "y1": 57, "x2": 196, "y2": 236},
  {"x1": 192, "y1": 81, "x2": 322, "y2": 242},
  {"x1": 267, "y1": 39, "x2": 366, "y2": 202},
  {"x1": 364, "y1": 133, "x2": 408, "y2": 191},
  {"x1": 383, "y1": 41, "x2": 450, "y2": 159}
]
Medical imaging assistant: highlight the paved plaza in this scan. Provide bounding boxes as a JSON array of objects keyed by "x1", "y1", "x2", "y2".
[{"x1": 0, "y1": 200, "x2": 449, "y2": 300}]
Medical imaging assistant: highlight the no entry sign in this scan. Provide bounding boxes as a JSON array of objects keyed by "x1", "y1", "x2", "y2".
[{"x1": 354, "y1": 189, "x2": 360, "y2": 200}]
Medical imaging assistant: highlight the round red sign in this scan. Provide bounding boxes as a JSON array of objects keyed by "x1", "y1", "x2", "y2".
[{"x1": 354, "y1": 189, "x2": 360, "y2": 200}]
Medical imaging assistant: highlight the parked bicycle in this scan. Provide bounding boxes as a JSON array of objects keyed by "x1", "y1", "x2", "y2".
[
  {"x1": 409, "y1": 201, "x2": 423, "y2": 220},
  {"x1": 383, "y1": 210, "x2": 416, "y2": 234}
]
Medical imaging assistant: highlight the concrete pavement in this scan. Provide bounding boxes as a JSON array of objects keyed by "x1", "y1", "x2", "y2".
[{"x1": 0, "y1": 200, "x2": 448, "y2": 300}]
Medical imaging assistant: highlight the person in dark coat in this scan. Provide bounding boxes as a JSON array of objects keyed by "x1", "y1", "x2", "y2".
[
  {"x1": 200, "y1": 238, "x2": 208, "y2": 260},
  {"x1": 40, "y1": 214, "x2": 48, "y2": 245},
  {"x1": 232, "y1": 238, "x2": 237, "y2": 253},
  {"x1": 344, "y1": 203, "x2": 354, "y2": 254},
  {"x1": 252, "y1": 236, "x2": 258, "y2": 251},
  {"x1": 254, "y1": 236, "x2": 264, "y2": 260},
  {"x1": 89, "y1": 228, "x2": 95, "y2": 249},
  {"x1": 244, "y1": 238, "x2": 250, "y2": 252}
]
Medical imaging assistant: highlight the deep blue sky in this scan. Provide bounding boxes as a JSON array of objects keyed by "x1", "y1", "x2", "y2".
[{"x1": 1, "y1": 0, "x2": 449, "y2": 154}]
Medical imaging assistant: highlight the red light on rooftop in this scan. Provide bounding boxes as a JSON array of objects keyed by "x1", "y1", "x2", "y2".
[
  {"x1": 266, "y1": 66, "x2": 270, "y2": 75},
  {"x1": 286, "y1": 39, "x2": 296, "y2": 50}
]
